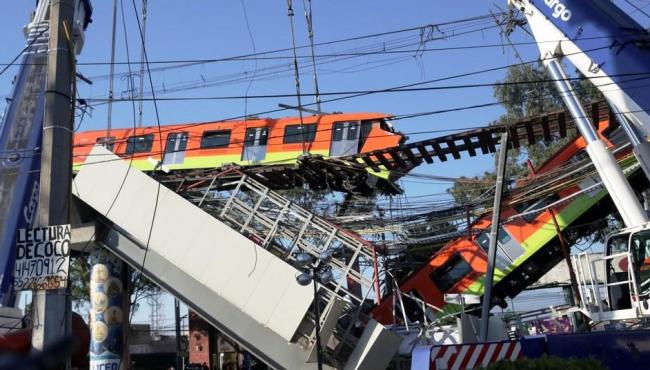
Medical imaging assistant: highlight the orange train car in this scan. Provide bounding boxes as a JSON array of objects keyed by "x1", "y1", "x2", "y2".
[
  {"x1": 372, "y1": 117, "x2": 634, "y2": 323},
  {"x1": 73, "y1": 113, "x2": 405, "y2": 176}
]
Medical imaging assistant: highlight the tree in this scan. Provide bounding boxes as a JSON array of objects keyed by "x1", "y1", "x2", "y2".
[
  {"x1": 447, "y1": 62, "x2": 602, "y2": 206},
  {"x1": 69, "y1": 253, "x2": 160, "y2": 313}
]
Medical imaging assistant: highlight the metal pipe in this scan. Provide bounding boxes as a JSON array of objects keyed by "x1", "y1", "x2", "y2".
[
  {"x1": 372, "y1": 245, "x2": 382, "y2": 304},
  {"x1": 545, "y1": 58, "x2": 648, "y2": 228},
  {"x1": 545, "y1": 60, "x2": 599, "y2": 143},
  {"x1": 479, "y1": 131, "x2": 509, "y2": 342}
]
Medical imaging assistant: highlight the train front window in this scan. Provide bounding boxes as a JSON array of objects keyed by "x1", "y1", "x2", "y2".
[
  {"x1": 125, "y1": 134, "x2": 154, "y2": 154},
  {"x1": 498, "y1": 228, "x2": 511, "y2": 244},
  {"x1": 380, "y1": 119, "x2": 395, "y2": 133},
  {"x1": 201, "y1": 130, "x2": 231, "y2": 149},
  {"x1": 429, "y1": 254, "x2": 472, "y2": 293},
  {"x1": 475, "y1": 231, "x2": 515, "y2": 271},
  {"x1": 498, "y1": 227, "x2": 524, "y2": 262},
  {"x1": 283, "y1": 124, "x2": 316, "y2": 144}
]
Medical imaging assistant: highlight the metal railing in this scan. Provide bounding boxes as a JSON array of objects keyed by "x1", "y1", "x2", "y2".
[{"x1": 572, "y1": 251, "x2": 640, "y2": 314}]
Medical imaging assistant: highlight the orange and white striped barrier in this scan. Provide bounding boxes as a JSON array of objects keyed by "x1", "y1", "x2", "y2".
[{"x1": 412, "y1": 339, "x2": 535, "y2": 370}]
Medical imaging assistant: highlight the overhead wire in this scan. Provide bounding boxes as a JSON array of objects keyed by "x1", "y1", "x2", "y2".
[
  {"x1": 239, "y1": 0, "x2": 258, "y2": 163},
  {"x1": 0, "y1": 27, "x2": 48, "y2": 78},
  {"x1": 117, "y1": 2, "x2": 166, "y2": 367},
  {"x1": 286, "y1": 0, "x2": 307, "y2": 154},
  {"x1": 1, "y1": 13, "x2": 504, "y2": 69},
  {"x1": 68, "y1": 16, "x2": 501, "y2": 102},
  {"x1": 302, "y1": 0, "x2": 321, "y2": 110},
  {"x1": 81, "y1": 69, "x2": 650, "y2": 103}
]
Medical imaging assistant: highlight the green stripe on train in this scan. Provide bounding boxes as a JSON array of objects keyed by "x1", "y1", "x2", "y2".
[{"x1": 73, "y1": 149, "x2": 392, "y2": 179}]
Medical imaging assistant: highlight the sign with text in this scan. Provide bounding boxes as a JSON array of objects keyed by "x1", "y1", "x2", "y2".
[{"x1": 14, "y1": 225, "x2": 71, "y2": 290}]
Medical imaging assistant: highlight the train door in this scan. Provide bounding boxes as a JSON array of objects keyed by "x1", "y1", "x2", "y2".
[
  {"x1": 163, "y1": 132, "x2": 188, "y2": 165},
  {"x1": 242, "y1": 127, "x2": 268, "y2": 162},
  {"x1": 330, "y1": 121, "x2": 360, "y2": 156}
]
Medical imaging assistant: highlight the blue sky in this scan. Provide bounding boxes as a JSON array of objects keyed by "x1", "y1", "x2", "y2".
[
  {"x1": 1, "y1": 0, "x2": 648, "y2": 187},
  {"x1": 3, "y1": 0, "x2": 650, "y2": 323}
]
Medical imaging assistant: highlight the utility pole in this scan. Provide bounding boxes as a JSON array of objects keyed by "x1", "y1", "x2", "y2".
[
  {"x1": 138, "y1": 0, "x2": 148, "y2": 127},
  {"x1": 32, "y1": 0, "x2": 75, "y2": 361},
  {"x1": 175, "y1": 298, "x2": 183, "y2": 370},
  {"x1": 479, "y1": 131, "x2": 508, "y2": 342}
]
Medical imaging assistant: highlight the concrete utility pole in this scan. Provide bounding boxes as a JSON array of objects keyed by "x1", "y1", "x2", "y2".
[
  {"x1": 32, "y1": 0, "x2": 75, "y2": 359},
  {"x1": 479, "y1": 131, "x2": 508, "y2": 342}
]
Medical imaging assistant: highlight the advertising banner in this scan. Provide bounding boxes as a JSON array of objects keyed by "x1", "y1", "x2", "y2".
[
  {"x1": 13, "y1": 224, "x2": 71, "y2": 290},
  {"x1": 0, "y1": 40, "x2": 47, "y2": 304}
]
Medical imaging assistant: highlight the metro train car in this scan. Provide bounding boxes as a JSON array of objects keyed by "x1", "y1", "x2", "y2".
[
  {"x1": 372, "y1": 116, "x2": 634, "y2": 323},
  {"x1": 72, "y1": 113, "x2": 405, "y2": 177}
]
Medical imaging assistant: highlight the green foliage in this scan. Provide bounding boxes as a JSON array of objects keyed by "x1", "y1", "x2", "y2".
[
  {"x1": 68, "y1": 255, "x2": 91, "y2": 309},
  {"x1": 447, "y1": 174, "x2": 496, "y2": 206},
  {"x1": 481, "y1": 355, "x2": 607, "y2": 370},
  {"x1": 493, "y1": 63, "x2": 563, "y2": 119},
  {"x1": 69, "y1": 254, "x2": 160, "y2": 310}
]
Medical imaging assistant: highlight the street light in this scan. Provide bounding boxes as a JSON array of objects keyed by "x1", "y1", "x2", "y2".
[{"x1": 295, "y1": 251, "x2": 333, "y2": 370}]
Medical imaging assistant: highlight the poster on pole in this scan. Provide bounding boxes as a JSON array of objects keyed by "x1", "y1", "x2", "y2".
[{"x1": 13, "y1": 224, "x2": 71, "y2": 290}]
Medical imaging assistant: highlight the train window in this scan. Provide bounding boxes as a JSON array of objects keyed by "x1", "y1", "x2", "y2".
[
  {"x1": 347, "y1": 124, "x2": 359, "y2": 140},
  {"x1": 401, "y1": 290, "x2": 426, "y2": 323},
  {"x1": 332, "y1": 124, "x2": 344, "y2": 141},
  {"x1": 499, "y1": 227, "x2": 525, "y2": 263},
  {"x1": 125, "y1": 134, "x2": 154, "y2": 154},
  {"x1": 360, "y1": 120, "x2": 373, "y2": 145},
  {"x1": 96, "y1": 136, "x2": 116, "y2": 151},
  {"x1": 475, "y1": 231, "x2": 512, "y2": 271},
  {"x1": 283, "y1": 124, "x2": 316, "y2": 144},
  {"x1": 498, "y1": 228, "x2": 511, "y2": 244},
  {"x1": 244, "y1": 130, "x2": 255, "y2": 146},
  {"x1": 429, "y1": 254, "x2": 472, "y2": 293},
  {"x1": 515, "y1": 194, "x2": 560, "y2": 223},
  {"x1": 201, "y1": 130, "x2": 231, "y2": 149}
]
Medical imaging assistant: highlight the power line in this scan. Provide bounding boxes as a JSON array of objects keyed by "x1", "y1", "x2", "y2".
[
  {"x1": 117, "y1": 2, "x2": 166, "y2": 369},
  {"x1": 625, "y1": 0, "x2": 650, "y2": 18},
  {"x1": 0, "y1": 27, "x2": 48, "y2": 77},
  {"x1": 81, "y1": 70, "x2": 650, "y2": 103},
  {"x1": 1, "y1": 14, "x2": 504, "y2": 69},
  {"x1": 0, "y1": 33, "x2": 639, "y2": 69}
]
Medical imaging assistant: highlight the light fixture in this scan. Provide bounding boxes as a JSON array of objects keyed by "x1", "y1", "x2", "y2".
[
  {"x1": 318, "y1": 269, "x2": 333, "y2": 285},
  {"x1": 296, "y1": 271, "x2": 313, "y2": 286},
  {"x1": 319, "y1": 250, "x2": 333, "y2": 264},
  {"x1": 296, "y1": 253, "x2": 312, "y2": 268}
]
